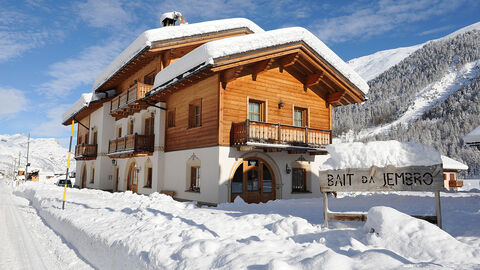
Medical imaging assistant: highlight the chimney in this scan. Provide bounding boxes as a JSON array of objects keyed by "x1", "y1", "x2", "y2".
[{"x1": 160, "y1": 11, "x2": 187, "y2": 27}]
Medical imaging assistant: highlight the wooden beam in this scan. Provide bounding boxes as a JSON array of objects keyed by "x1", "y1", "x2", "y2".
[
  {"x1": 162, "y1": 50, "x2": 171, "y2": 68},
  {"x1": 327, "y1": 91, "x2": 345, "y2": 104},
  {"x1": 220, "y1": 66, "x2": 243, "y2": 89},
  {"x1": 251, "y1": 59, "x2": 274, "y2": 81},
  {"x1": 279, "y1": 53, "x2": 299, "y2": 72},
  {"x1": 304, "y1": 72, "x2": 324, "y2": 88}
]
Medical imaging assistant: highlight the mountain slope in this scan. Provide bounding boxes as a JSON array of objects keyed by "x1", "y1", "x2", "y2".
[
  {"x1": 0, "y1": 133, "x2": 73, "y2": 176},
  {"x1": 335, "y1": 29, "x2": 480, "y2": 177},
  {"x1": 348, "y1": 22, "x2": 480, "y2": 82}
]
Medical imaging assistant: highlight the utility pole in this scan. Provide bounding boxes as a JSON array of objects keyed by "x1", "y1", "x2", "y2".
[{"x1": 24, "y1": 133, "x2": 30, "y2": 182}]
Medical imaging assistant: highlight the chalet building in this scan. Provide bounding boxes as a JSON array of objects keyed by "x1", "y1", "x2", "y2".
[
  {"x1": 62, "y1": 15, "x2": 368, "y2": 204},
  {"x1": 441, "y1": 155, "x2": 468, "y2": 190},
  {"x1": 464, "y1": 125, "x2": 480, "y2": 149}
]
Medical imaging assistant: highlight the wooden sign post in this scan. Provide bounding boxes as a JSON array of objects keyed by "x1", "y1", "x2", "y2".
[{"x1": 320, "y1": 164, "x2": 444, "y2": 228}]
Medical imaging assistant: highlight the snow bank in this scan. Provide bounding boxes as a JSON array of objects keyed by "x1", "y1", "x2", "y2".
[
  {"x1": 365, "y1": 206, "x2": 480, "y2": 266},
  {"x1": 92, "y1": 18, "x2": 264, "y2": 92},
  {"x1": 11, "y1": 182, "x2": 480, "y2": 269},
  {"x1": 320, "y1": 140, "x2": 442, "y2": 170},
  {"x1": 464, "y1": 125, "x2": 480, "y2": 144},
  {"x1": 152, "y1": 27, "x2": 369, "y2": 95},
  {"x1": 441, "y1": 155, "x2": 468, "y2": 170}
]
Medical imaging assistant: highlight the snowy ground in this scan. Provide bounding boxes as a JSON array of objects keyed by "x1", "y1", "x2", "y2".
[
  {"x1": 0, "y1": 181, "x2": 92, "y2": 270},
  {"x1": 2, "y1": 179, "x2": 480, "y2": 269}
]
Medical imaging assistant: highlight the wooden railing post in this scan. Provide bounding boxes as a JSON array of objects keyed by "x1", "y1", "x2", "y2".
[
  {"x1": 246, "y1": 119, "x2": 250, "y2": 143},
  {"x1": 305, "y1": 127, "x2": 308, "y2": 144},
  {"x1": 277, "y1": 123, "x2": 281, "y2": 143}
]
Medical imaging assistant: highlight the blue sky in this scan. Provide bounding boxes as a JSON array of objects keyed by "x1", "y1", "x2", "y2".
[{"x1": 0, "y1": 0, "x2": 479, "y2": 147}]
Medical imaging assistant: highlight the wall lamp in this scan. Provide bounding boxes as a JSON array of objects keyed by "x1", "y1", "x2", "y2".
[
  {"x1": 286, "y1": 163, "x2": 291, "y2": 174},
  {"x1": 111, "y1": 159, "x2": 117, "y2": 166},
  {"x1": 278, "y1": 99, "x2": 285, "y2": 109}
]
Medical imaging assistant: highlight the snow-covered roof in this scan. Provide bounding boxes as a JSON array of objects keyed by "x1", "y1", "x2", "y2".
[
  {"x1": 151, "y1": 27, "x2": 369, "y2": 95},
  {"x1": 92, "y1": 18, "x2": 264, "y2": 92},
  {"x1": 441, "y1": 155, "x2": 468, "y2": 171},
  {"x1": 464, "y1": 125, "x2": 480, "y2": 144},
  {"x1": 319, "y1": 141, "x2": 442, "y2": 170},
  {"x1": 62, "y1": 93, "x2": 95, "y2": 124}
]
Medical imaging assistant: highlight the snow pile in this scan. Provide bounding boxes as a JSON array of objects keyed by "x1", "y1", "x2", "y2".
[
  {"x1": 464, "y1": 125, "x2": 480, "y2": 144},
  {"x1": 61, "y1": 93, "x2": 94, "y2": 124},
  {"x1": 152, "y1": 27, "x2": 369, "y2": 95},
  {"x1": 441, "y1": 155, "x2": 468, "y2": 170},
  {"x1": 365, "y1": 206, "x2": 480, "y2": 266},
  {"x1": 92, "y1": 18, "x2": 264, "y2": 92},
  {"x1": 320, "y1": 140, "x2": 442, "y2": 170},
  {"x1": 0, "y1": 134, "x2": 73, "y2": 176},
  {"x1": 11, "y1": 182, "x2": 480, "y2": 269}
]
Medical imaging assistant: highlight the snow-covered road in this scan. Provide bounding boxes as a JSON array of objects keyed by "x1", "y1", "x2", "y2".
[{"x1": 0, "y1": 181, "x2": 92, "y2": 270}]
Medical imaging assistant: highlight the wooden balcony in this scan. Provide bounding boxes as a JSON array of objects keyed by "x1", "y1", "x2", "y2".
[
  {"x1": 108, "y1": 134, "x2": 154, "y2": 158},
  {"x1": 110, "y1": 82, "x2": 153, "y2": 118},
  {"x1": 231, "y1": 120, "x2": 331, "y2": 154},
  {"x1": 75, "y1": 144, "x2": 97, "y2": 160},
  {"x1": 449, "y1": 180, "x2": 463, "y2": 188}
]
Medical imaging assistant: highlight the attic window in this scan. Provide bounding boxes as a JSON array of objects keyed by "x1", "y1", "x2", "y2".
[{"x1": 144, "y1": 70, "x2": 156, "y2": 85}]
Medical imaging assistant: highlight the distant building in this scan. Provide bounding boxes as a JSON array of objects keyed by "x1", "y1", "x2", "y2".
[
  {"x1": 464, "y1": 125, "x2": 480, "y2": 149},
  {"x1": 441, "y1": 155, "x2": 468, "y2": 190}
]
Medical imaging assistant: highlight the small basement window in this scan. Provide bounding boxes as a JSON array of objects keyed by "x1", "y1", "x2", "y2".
[{"x1": 292, "y1": 168, "x2": 307, "y2": 192}]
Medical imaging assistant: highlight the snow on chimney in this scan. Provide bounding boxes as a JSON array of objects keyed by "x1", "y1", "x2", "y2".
[{"x1": 160, "y1": 11, "x2": 187, "y2": 27}]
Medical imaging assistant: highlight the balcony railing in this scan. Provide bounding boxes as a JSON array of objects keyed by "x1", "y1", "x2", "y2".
[
  {"x1": 108, "y1": 134, "x2": 154, "y2": 155},
  {"x1": 75, "y1": 144, "x2": 98, "y2": 159},
  {"x1": 231, "y1": 119, "x2": 331, "y2": 149},
  {"x1": 110, "y1": 82, "x2": 153, "y2": 114},
  {"x1": 449, "y1": 180, "x2": 464, "y2": 188}
]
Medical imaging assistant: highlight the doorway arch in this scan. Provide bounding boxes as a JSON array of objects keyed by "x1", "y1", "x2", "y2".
[
  {"x1": 231, "y1": 157, "x2": 276, "y2": 203},
  {"x1": 126, "y1": 161, "x2": 138, "y2": 193}
]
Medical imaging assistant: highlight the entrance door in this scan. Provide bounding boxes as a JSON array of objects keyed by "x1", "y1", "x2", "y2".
[
  {"x1": 114, "y1": 167, "x2": 119, "y2": 192},
  {"x1": 231, "y1": 158, "x2": 275, "y2": 203},
  {"x1": 127, "y1": 162, "x2": 138, "y2": 193},
  {"x1": 81, "y1": 165, "x2": 87, "y2": 188}
]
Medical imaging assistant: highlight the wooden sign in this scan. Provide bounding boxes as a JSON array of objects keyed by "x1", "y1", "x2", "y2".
[{"x1": 320, "y1": 164, "x2": 444, "y2": 192}]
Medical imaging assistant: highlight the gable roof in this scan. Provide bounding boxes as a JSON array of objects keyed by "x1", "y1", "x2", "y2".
[
  {"x1": 441, "y1": 155, "x2": 468, "y2": 171},
  {"x1": 92, "y1": 18, "x2": 264, "y2": 93},
  {"x1": 150, "y1": 27, "x2": 369, "y2": 97},
  {"x1": 464, "y1": 125, "x2": 480, "y2": 145}
]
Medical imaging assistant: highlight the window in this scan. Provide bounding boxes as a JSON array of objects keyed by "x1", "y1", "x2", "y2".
[
  {"x1": 117, "y1": 127, "x2": 122, "y2": 138},
  {"x1": 294, "y1": 107, "x2": 307, "y2": 127},
  {"x1": 144, "y1": 70, "x2": 156, "y2": 85},
  {"x1": 84, "y1": 133, "x2": 89, "y2": 145},
  {"x1": 145, "y1": 167, "x2": 152, "y2": 188},
  {"x1": 248, "y1": 100, "x2": 264, "y2": 121},
  {"x1": 92, "y1": 131, "x2": 98, "y2": 145},
  {"x1": 450, "y1": 173, "x2": 456, "y2": 181},
  {"x1": 90, "y1": 167, "x2": 95, "y2": 184},
  {"x1": 128, "y1": 119, "x2": 134, "y2": 135},
  {"x1": 167, "y1": 109, "x2": 176, "y2": 128},
  {"x1": 188, "y1": 99, "x2": 202, "y2": 128},
  {"x1": 144, "y1": 116, "x2": 154, "y2": 135},
  {"x1": 292, "y1": 168, "x2": 306, "y2": 192},
  {"x1": 190, "y1": 166, "x2": 200, "y2": 192}
]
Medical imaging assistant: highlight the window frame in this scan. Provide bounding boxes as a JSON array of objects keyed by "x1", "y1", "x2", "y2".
[
  {"x1": 292, "y1": 168, "x2": 307, "y2": 192},
  {"x1": 143, "y1": 70, "x2": 156, "y2": 85},
  {"x1": 144, "y1": 166, "x2": 152, "y2": 188},
  {"x1": 188, "y1": 99, "x2": 202, "y2": 128},
  {"x1": 248, "y1": 99, "x2": 265, "y2": 122},
  {"x1": 167, "y1": 108, "x2": 176, "y2": 128},
  {"x1": 293, "y1": 106, "x2": 308, "y2": 127},
  {"x1": 190, "y1": 166, "x2": 200, "y2": 192}
]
